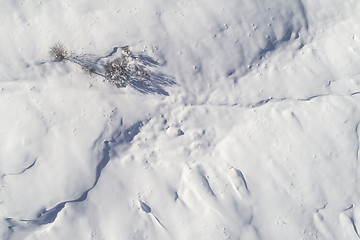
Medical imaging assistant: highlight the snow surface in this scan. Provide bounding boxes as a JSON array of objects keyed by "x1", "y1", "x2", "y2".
[{"x1": 1, "y1": 0, "x2": 360, "y2": 239}]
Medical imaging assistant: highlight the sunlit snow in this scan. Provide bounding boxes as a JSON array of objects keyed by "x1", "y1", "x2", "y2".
[{"x1": 1, "y1": 0, "x2": 360, "y2": 239}]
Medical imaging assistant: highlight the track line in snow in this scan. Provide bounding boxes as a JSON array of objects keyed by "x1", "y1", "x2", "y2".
[{"x1": 2, "y1": 159, "x2": 37, "y2": 178}]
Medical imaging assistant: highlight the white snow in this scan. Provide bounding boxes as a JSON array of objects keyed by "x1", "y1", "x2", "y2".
[{"x1": 1, "y1": 0, "x2": 360, "y2": 239}]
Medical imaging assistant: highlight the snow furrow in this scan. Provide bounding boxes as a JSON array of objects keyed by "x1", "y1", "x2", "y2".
[{"x1": 4, "y1": 121, "x2": 144, "y2": 238}]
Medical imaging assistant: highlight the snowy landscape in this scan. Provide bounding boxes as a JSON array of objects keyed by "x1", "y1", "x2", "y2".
[{"x1": 1, "y1": 0, "x2": 360, "y2": 239}]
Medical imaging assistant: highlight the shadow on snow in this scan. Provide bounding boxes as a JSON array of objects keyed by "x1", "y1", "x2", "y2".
[{"x1": 68, "y1": 47, "x2": 176, "y2": 96}]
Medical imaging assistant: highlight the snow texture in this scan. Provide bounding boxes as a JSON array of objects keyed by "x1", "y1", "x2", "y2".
[{"x1": 1, "y1": 0, "x2": 360, "y2": 239}]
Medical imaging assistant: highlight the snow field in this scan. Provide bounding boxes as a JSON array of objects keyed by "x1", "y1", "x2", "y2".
[{"x1": 1, "y1": 0, "x2": 360, "y2": 239}]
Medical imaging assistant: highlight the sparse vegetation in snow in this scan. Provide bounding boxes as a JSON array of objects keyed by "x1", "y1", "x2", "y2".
[
  {"x1": 49, "y1": 44, "x2": 151, "y2": 88},
  {"x1": 104, "y1": 47, "x2": 149, "y2": 87},
  {"x1": 49, "y1": 43, "x2": 69, "y2": 62}
]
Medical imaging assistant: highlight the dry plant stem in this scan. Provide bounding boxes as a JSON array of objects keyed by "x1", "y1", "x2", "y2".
[{"x1": 49, "y1": 43, "x2": 68, "y2": 62}]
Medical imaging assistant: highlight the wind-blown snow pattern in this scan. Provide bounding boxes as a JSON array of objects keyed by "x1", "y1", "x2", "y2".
[{"x1": 1, "y1": 0, "x2": 360, "y2": 239}]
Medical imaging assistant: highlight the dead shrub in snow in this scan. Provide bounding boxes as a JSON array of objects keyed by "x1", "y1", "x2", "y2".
[
  {"x1": 48, "y1": 44, "x2": 167, "y2": 92},
  {"x1": 105, "y1": 57, "x2": 129, "y2": 87},
  {"x1": 104, "y1": 46, "x2": 147, "y2": 87},
  {"x1": 49, "y1": 43, "x2": 68, "y2": 62}
]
